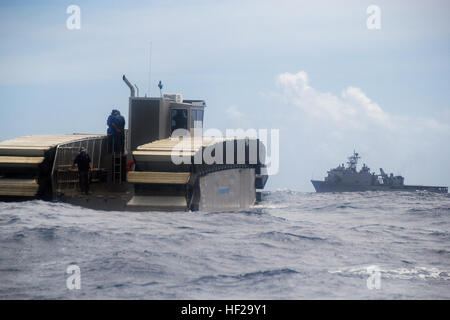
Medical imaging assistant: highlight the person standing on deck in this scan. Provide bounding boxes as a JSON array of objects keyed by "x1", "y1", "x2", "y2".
[
  {"x1": 107, "y1": 109, "x2": 118, "y2": 153},
  {"x1": 115, "y1": 110, "x2": 125, "y2": 153},
  {"x1": 107, "y1": 109, "x2": 125, "y2": 153},
  {"x1": 72, "y1": 147, "x2": 91, "y2": 195}
]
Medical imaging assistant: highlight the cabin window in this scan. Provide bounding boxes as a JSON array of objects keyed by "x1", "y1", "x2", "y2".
[
  {"x1": 170, "y1": 109, "x2": 188, "y2": 133},
  {"x1": 191, "y1": 110, "x2": 197, "y2": 129},
  {"x1": 190, "y1": 109, "x2": 204, "y2": 129}
]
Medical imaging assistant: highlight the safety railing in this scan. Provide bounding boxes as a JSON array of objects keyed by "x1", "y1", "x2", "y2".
[{"x1": 51, "y1": 136, "x2": 106, "y2": 196}]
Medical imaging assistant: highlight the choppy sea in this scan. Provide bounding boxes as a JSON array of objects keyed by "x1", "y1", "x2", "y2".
[{"x1": 0, "y1": 191, "x2": 449, "y2": 299}]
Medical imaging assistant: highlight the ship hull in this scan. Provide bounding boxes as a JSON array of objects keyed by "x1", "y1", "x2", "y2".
[
  {"x1": 311, "y1": 180, "x2": 448, "y2": 193},
  {"x1": 0, "y1": 135, "x2": 268, "y2": 211}
]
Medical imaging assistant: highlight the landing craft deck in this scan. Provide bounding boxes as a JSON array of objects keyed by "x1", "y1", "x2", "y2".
[
  {"x1": 127, "y1": 171, "x2": 191, "y2": 184},
  {"x1": 0, "y1": 156, "x2": 45, "y2": 167},
  {"x1": 0, "y1": 134, "x2": 105, "y2": 156},
  {"x1": 133, "y1": 137, "x2": 233, "y2": 162},
  {"x1": 0, "y1": 178, "x2": 39, "y2": 197}
]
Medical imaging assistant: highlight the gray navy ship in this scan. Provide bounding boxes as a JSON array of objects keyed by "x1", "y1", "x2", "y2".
[{"x1": 311, "y1": 151, "x2": 447, "y2": 193}]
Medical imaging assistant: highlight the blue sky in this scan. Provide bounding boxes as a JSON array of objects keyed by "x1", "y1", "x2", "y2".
[{"x1": 0, "y1": 0, "x2": 449, "y2": 190}]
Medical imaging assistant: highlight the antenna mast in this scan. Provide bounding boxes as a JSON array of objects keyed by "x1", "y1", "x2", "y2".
[{"x1": 148, "y1": 41, "x2": 152, "y2": 97}]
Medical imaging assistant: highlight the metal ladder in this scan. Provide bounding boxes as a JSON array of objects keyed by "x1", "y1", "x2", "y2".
[{"x1": 112, "y1": 152, "x2": 122, "y2": 184}]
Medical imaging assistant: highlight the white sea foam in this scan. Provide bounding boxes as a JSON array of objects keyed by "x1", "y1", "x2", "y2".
[{"x1": 329, "y1": 265, "x2": 450, "y2": 281}]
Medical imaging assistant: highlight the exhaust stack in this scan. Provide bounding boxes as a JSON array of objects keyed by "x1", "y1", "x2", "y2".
[{"x1": 122, "y1": 75, "x2": 135, "y2": 97}]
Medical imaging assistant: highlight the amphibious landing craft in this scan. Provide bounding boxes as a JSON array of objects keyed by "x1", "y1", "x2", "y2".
[
  {"x1": 311, "y1": 151, "x2": 447, "y2": 193},
  {"x1": 0, "y1": 75, "x2": 268, "y2": 211}
]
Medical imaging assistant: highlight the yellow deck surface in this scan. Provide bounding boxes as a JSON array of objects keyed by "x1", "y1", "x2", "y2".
[
  {"x1": 0, "y1": 178, "x2": 39, "y2": 196},
  {"x1": 127, "y1": 171, "x2": 190, "y2": 184},
  {"x1": 0, "y1": 156, "x2": 44, "y2": 165},
  {"x1": 0, "y1": 134, "x2": 105, "y2": 156}
]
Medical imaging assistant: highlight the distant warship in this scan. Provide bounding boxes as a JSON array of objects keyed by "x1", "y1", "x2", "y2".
[{"x1": 311, "y1": 151, "x2": 447, "y2": 193}]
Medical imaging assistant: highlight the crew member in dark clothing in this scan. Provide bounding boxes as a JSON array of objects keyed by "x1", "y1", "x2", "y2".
[
  {"x1": 107, "y1": 109, "x2": 118, "y2": 153},
  {"x1": 72, "y1": 147, "x2": 91, "y2": 194},
  {"x1": 115, "y1": 110, "x2": 125, "y2": 153},
  {"x1": 107, "y1": 109, "x2": 126, "y2": 153}
]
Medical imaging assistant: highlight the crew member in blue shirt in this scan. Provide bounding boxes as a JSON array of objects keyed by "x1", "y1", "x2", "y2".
[
  {"x1": 107, "y1": 109, "x2": 125, "y2": 153},
  {"x1": 115, "y1": 110, "x2": 125, "y2": 153}
]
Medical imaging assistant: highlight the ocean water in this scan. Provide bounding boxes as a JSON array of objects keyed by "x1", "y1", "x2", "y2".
[{"x1": 0, "y1": 191, "x2": 449, "y2": 300}]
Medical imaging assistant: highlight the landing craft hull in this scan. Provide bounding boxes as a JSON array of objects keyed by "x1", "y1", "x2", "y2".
[
  {"x1": 127, "y1": 137, "x2": 267, "y2": 211},
  {"x1": 311, "y1": 180, "x2": 448, "y2": 193},
  {"x1": 0, "y1": 134, "x2": 269, "y2": 211}
]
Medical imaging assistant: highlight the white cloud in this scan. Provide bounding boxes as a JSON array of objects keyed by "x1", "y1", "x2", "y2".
[
  {"x1": 226, "y1": 105, "x2": 245, "y2": 120},
  {"x1": 275, "y1": 71, "x2": 392, "y2": 130},
  {"x1": 224, "y1": 105, "x2": 254, "y2": 129},
  {"x1": 273, "y1": 71, "x2": 450, "y2": 139}
]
